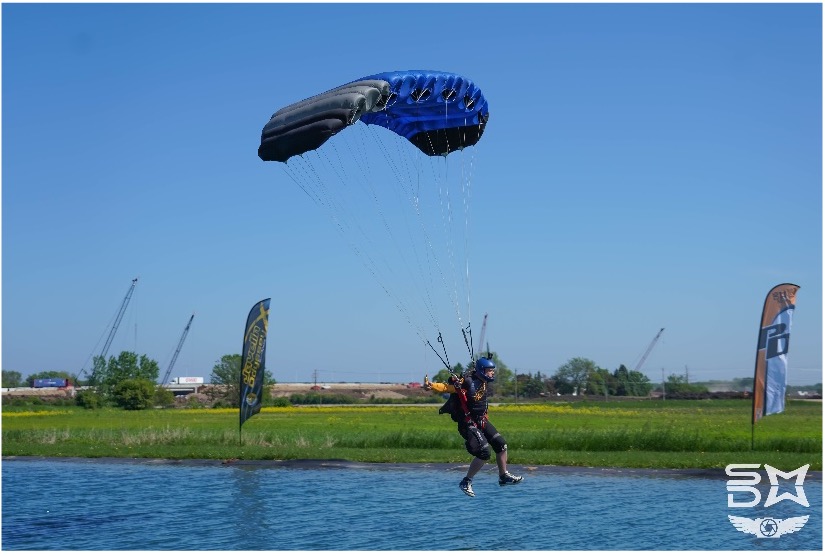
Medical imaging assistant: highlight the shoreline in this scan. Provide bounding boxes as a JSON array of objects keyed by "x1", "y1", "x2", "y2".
[{"x1": 4, "y1": 455, "x2": 822, "y2": 480}]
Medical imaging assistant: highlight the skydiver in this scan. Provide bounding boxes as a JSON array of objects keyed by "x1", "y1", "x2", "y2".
[{"x1": 423, "y1": 357, "x2": 523, "y2": 497}]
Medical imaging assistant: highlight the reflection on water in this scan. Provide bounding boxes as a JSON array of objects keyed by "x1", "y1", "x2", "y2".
[{"x1": 2, "y1": 458, "x2": 821, "y2": 551}]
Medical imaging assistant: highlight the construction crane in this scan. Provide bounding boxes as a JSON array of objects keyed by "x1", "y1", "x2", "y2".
[
  {"x1": 633, "y1": 327, "x2": 665, "y2": 372},
  {"x1": 160, "y1": 313, "x2": 195, "y2": 385},
  {"x1": 85, "y1": 277, "x2": 138, "y2": 381}
]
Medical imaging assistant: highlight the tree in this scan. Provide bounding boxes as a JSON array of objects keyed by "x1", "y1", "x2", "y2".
[
  {"x1": 519, "y1": 371, "x2": 546, "y2": 398},
  {"x1": 76, "y1": 388, "x2": 103, "y2": 409},
  {"x1": 586, "y1": 368, "x2": 616, "y2": 396},
  {"x1": 112, "y1": 378, "x2": 156, "y2": 410},
  {"x1": 612, "y1": 365, "x2": 653, "y2": 396},
  {"x1": 154, "y1": 387, "x2": 175, "y2": 407},
  {"x1": 210, "y1": 354, "x2": 274, "y2": 408},
  {"x1": 211, "y1": 354, "x2": 242, "y2": 406},
  {"x1": 431, "y1": 368, "x2": 455, "y2": 383},
  {"x1": 2, "y1": 370, "x2": 24, "y2": 388},
  {"x1": 553, "y1": 357, "x2": 597, "y2": 394},
  {"x1": 91, "y1": 351, "x2": 160, "y2": 395},
  {"x1": 664, "y1": 374, "x2": 708, "y2": 395}
]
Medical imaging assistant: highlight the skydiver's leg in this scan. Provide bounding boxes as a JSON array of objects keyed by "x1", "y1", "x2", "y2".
[
  {"x1": 496, "y1": 449, "x2": 508, "y2": 476},
  {"x1": 483, "y1": 421, "x2": 511, "y2": 476},
  {"x1": 459, "y1": 422, "x2": 490, "y2": 472},
  {"x1": 466, "y1": 457, "x2": 486, "y2": 479},
  {"x1": 459, "y1": 423, "x2": 490, "y2": 496}
]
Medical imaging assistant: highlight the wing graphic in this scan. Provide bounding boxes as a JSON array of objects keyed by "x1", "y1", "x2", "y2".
[
  {"x1": 777, "y1": 515, "x2": 809, "y2": 535},
  {"x1": 728, "y1": 515, "x2": 760, "y2": 536}
]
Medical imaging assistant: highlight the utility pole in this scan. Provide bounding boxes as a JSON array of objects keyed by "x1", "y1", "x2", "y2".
[
  {"x1": 685, "y1": 365, "x2": 689, "y2": 384},
  {"x1": 662, "y1": 368, "x2": 666, "y2": 401},
  {"x1": 514, "y1": 370, "x2": 518, "y2": 401}
]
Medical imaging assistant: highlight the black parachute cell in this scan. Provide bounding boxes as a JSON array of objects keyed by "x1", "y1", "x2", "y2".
[{"x1": 258, "y1": 81, "x2": 390, "y2": 162}]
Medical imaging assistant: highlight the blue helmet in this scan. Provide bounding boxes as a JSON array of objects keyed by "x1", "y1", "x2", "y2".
[{"x1": 474, "y1": 358, "x2": 496, "y2": 382}]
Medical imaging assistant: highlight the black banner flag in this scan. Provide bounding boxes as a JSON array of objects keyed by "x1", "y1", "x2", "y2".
[{"x1": 240, "y1": 298, "x2": 271, "y2": 430}]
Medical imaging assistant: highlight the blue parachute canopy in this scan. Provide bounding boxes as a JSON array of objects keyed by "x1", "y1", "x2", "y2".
[
  {"x1": 355, "y1": 70, "x2": 489, "y2": 157},
  {"x1": 258, "y1": 70, "x2": 489, "y2": 162}
]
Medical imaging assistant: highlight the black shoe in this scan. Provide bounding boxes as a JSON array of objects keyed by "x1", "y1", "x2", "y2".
[
  {"x1": 459, "y1": 476, "x2": 475, "y2": 497},
  {"x1": 499, "y1": 471, "x2": 523, "y2": 486}
]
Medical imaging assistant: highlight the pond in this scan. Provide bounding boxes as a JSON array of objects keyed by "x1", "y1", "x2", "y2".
[{"x1": 2, "y1": 458, "x2": 821, "y2": 551}]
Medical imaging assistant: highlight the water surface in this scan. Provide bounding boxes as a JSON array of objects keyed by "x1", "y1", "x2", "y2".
[{"x1": 2, "y1": 458, "x2": 821, "y2": 551}]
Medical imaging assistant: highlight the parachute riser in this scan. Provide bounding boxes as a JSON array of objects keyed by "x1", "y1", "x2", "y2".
[
  {"x1": 426, "y1": 322, "x2": 476, "y2": 381},
  {"x1": 461, "y1": 322, "x2": 476, "y2": 367},
  {"x1": 426, "y1": 335, "x2": 451, "y2": 372}
]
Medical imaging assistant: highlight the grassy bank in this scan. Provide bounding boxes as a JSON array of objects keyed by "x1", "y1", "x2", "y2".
[{"x1": 2, "y1": 399, "x2": 820, "y2": 470}]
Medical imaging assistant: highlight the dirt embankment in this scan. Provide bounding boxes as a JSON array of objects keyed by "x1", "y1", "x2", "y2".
[
  {"x1": 270, "y1": 383, "x2": 430, "y2": 401},
  {"x1": 2, "y1": 387, "x2": 76, "y2": 398}
]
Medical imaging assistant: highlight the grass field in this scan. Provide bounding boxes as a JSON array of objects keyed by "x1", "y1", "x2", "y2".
[{"x1": 2, "y1": 399, "x2": 821, "y2": 470}]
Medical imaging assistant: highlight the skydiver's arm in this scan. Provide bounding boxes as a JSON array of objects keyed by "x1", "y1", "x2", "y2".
[{"x1": 427, "y1": 382, "x2": 456, "y2": 394}]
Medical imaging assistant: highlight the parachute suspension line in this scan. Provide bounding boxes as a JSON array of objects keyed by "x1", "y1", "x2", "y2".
[
  {"x1": 404, "y1": 127, "x2": 473, "y2": 352},
  {"x1": 362, "y1": 122, "x2": 452, "y2": 337},
  {"x1": 462, "y1": 321, "x2": 474, "y2": 362},
  {"x1": 361, "y1": 123, "x2": 443, "y2": 336},
  {"x1": 420, "y1": 136, "x2": 463, "y2": 330},
  {"x1": 460, "y1": 130, "x2": 475, "y2": 331},
  {"x1": 347, "y1": 128, "x2": 437, "y2": 344},
  {"x1": 328, "y1": 136, "x2": 432, "y2": 345},
  {"x1": 335, "y1": 129, "x2": 443, "y2": 346},
  {"x1": 432, "y1": 119, "x2": 470, "y2": 335},
  {"x1": 285, "y1": 142, "x2": 430, "y2": 346},
  {"x1": 282, "y1": 158, "x2": 327, "y2": 209},
  {"x1": 426, "y1": 332, "x2": 452, "y2": 371},
  {"x1": 435, "y1": 151, "x2": 466, "y2": 332}
]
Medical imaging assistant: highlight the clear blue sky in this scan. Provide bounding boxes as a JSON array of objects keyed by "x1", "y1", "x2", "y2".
[{"x1": 2, "y1": 3, "x2": 822, "y2": 386}]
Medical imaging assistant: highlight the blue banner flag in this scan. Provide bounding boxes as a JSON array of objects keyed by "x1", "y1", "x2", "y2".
[
  {"x1": 240, "y1": 298, "x2": 271, "y2": 430},
  {"x1": 752, "y1": 284, "x2": 799, "y2": 424}
]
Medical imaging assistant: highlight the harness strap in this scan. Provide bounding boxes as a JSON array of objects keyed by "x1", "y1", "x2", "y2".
[{"x1": 451, "y1": 376, "x2": 475, "y2": 426}]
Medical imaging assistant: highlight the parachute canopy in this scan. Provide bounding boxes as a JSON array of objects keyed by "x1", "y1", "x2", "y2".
[{"x1": 258, "y1": 70, "x2": 489, "y2": 162}]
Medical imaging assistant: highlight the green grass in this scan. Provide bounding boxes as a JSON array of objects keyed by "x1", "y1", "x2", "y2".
[{"x1": 2, "y1": 399, "x2": 820, "y2": 470}]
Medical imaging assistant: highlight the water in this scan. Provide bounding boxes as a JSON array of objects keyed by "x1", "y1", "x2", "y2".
[{"x1": 2, "y1": 458, "x2": 821, "y2": 551}]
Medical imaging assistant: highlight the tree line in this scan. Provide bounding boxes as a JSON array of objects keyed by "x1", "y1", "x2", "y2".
[
  {"x1": 7, "y1": 349, "x2": 807, "y2": 409},
  {"x1": 430, "y1": 354, "x2": 656, "y2": 398},
  {"x1": 1, "y1": 351, "x2": 270, "y2": 410}
]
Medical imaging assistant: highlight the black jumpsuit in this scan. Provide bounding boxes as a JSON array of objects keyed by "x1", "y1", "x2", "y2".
[{"x1": 456, "y1": 373, "x2": 508, "y2": 460}]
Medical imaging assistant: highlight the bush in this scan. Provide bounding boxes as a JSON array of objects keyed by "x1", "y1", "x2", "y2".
[
  {"x1": 154, "y1": 387, "x2": 175, "y2": 408},
  {"x1": 112, "y1": 379, "x2": 155, "y2": 410},
  {"x1": 76, "y1": 389, "x2": 104, "y2": 409},
  {"x1": 181, "y1": 393, "x2": 210, "y2": 408},
  {"x1": 288, "y1": 393, "x2": 356, "y2": 405},
  {"x1": 268, "y1": 396, "x2": 292, "y2": 407}
]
